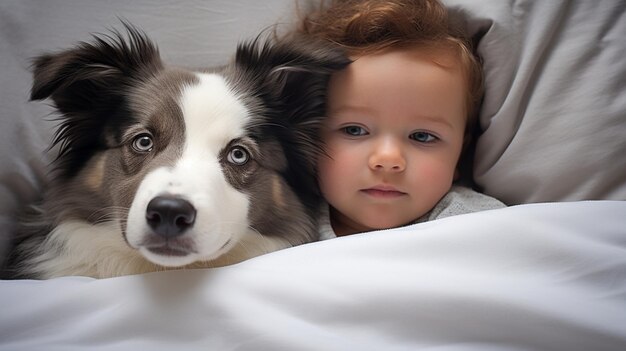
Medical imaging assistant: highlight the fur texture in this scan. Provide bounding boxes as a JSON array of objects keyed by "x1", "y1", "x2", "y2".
[{"x1": 3, "y1": 24, "x2": 349, "y2": 279}]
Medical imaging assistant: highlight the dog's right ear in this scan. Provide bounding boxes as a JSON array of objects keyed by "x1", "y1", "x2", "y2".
[
  {"x1": 30, "y1": 23, "x2": 162, "y2": 115},
  {"x1": 30, "y1": 23, "x2": 163, "y2": 179}
]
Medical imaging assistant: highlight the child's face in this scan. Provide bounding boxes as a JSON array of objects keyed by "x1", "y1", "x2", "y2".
[{"x1": 319, "y1": 49, "x2": 467, "y2": 235}]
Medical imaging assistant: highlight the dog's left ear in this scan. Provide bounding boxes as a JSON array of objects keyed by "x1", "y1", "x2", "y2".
[
  {"x1": 235, "y1": 36, "x2": 350, "y2": 124},
  {"x1": 234, "y1": 36, "x2": 350, "y2": 206},
  {"x1": 235, "y1": 36, "x2": 350, "y2": 155},
  {"x1": 236, "y1": 36, "x2": 350, "y2": 94}
]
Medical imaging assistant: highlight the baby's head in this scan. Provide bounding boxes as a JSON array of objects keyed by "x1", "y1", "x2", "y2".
[
  {"x1": 297, "y1": 0, "x2": 483, "y2": 128},
  {"x1": 296, "y1": 0, "x2": 483, "y2": 235}
]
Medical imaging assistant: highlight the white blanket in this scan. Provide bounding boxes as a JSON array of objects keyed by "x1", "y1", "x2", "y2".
[{"x1": 2, "y1": 201, "x2": 625, "y2": 350}]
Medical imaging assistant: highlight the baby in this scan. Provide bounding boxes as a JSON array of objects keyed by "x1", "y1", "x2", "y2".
[{"x1": 291, "y1": 0, "x2": 505, "y2": 238}]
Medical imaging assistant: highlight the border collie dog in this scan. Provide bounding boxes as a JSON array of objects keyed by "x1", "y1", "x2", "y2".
[{"x1": 4, "y1": 25, "x2": 348, "y2": 279}]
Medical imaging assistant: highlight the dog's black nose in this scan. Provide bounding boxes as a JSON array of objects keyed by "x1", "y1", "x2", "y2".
[{"x1": 146, "y1": 196, "x2": 196, "y2": 238}]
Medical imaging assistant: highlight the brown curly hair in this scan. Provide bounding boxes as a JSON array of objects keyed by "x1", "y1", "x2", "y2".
[{"x1": 290, "y1": 0, "x2": 483, "y2": 140}]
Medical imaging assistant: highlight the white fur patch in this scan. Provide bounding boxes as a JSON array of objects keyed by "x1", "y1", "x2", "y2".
[
  {"x1": 126, "y1": 73, "x2": 260, "y2": 267},
  {"x1": 24, "y1": 221, "x2": 158, "y2": 279}
]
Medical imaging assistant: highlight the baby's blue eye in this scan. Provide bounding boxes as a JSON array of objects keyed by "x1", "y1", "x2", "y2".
[
  {"x1": 342, "y1": 126, "x2": 367, "y2": 136},
  {"x1": 410, "y1": 131, "x2": 437, "y2": 143}
]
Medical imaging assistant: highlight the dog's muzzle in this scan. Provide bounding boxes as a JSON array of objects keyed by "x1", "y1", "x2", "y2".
[
  {"x1": 141, "y1": 195, "x2": 198, "y2": 258},
  {"x1": 146, "y1": 195, "x2": 196, "y2": 238}
]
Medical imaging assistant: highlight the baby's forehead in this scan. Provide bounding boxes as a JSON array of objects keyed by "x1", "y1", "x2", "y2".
[
  {"x1": 327, "y1": 48, "x2": 469, "y2": 131},
  {"x1": 344, "y1": 46, "x2": 476, "y2": 126},
  {"x1": 335, "y1": 49, "x2": 467, "y2": 95},
  {"x1": 350, "y1": 46, "x2": 465, "y2": 69}
]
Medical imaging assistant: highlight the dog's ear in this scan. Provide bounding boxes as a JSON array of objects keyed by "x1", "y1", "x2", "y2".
[
  {"x1": 234, "y1": 34, "x2": 350, "y2": 145},
  {"x1": 30, "y1": 23, "x2": 162, "y2": 113},
  {"x1": 235, "y1": 36, "x2": 350, "y2": 112},
  {"x1": 30, "y1": 23, "x2": 163, "y2": 179},
  {"x1": 234, "y1": 36, "x2": 350, "y2": 206}
]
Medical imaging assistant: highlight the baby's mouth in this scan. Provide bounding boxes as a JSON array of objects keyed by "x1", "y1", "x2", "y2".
[{"x1": 360, "y1": 185, "x2": 407, "y2": 198}]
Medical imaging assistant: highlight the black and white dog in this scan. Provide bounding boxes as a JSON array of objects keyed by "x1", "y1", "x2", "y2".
[{"x1": 4, "y1": 25, "x2": 348, "y2": 279}]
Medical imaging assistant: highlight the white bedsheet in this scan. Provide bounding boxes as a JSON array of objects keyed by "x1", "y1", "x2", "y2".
[{"x1": 1, "y1": 201, "x2": 625, "y2": 350}]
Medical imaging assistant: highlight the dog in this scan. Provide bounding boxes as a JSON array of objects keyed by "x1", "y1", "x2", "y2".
[{"x1": 3, "y1": 24, "x2": 349, "y2": 279}]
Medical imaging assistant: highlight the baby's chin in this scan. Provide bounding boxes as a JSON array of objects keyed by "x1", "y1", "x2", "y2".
[
  {"x1": 364, "y1": 208, "x2": 426, "y2": 229},
  {"x1": 334, "y1": 214, "x2": 419, "y2": 236},
  {"x1": 367, "y1": 218, "x2": 417, "y2": 232}
]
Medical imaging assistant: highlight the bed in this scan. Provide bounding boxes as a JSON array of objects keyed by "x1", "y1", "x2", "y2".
[{"x1": 1, "y1": 1, "x2": 625, "y2": 350}]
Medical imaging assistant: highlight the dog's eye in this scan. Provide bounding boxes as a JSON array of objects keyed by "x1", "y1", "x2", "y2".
[
  {"x1": 227, "y1": 146, "x2": 249, "y2": 165},
  {"x1": 132, "y1": 134, "x2": 154, "y2": 152}
]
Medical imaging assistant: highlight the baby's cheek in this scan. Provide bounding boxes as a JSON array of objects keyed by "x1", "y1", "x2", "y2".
[
  {"x1": 319, "y1": 155, "x2": 343, "y2": 180},
  {"x1": 419, "y1": 158, "x2": 456, "y2": 186},
  {"x1": 318, "y1": 148, "x2": 357, "y2": 192},
  {"x1": 317, "y1": 154, "x2": 341, "y2": 191}
]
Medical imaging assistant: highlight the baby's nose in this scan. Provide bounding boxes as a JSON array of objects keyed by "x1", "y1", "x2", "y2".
[{"x1": 368, "y1": 139, "x2": 406, "y2": 172}]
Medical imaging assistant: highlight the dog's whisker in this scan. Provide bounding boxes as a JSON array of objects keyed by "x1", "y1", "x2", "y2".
[
  {"x1": 88, "y1": 207, "x2": 128, "y2": 218},
  {"x1": 87, "y1": 206, "x2": 130, "y2": 225}
]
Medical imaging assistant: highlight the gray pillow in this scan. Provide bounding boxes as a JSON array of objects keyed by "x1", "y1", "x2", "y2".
[{"x1": 446, "y1": 0, "x2": 626, "y2": 204}]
